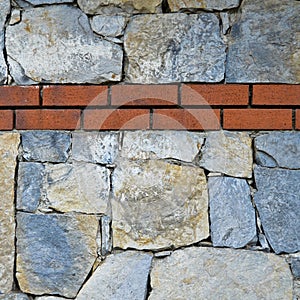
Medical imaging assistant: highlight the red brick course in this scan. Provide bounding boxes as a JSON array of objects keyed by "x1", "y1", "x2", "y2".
[
  {"x1": 0, "y1": 110, "x2": 13, "y2": 130},
  {"x1": 0, "y1": 86, "x2": 39, "y2": 106}
]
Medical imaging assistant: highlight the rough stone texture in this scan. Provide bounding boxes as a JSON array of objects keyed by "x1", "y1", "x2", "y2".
[
  {"x1": 168, "y1": 0, "x2": 240, "y2": 11},
  {"x1": 77, "y1": 251, "x2": 152, "y2": 300},
  {"x1": 208, "y1": 176, "x2": 256, "y2": 248},
  {"x1": 0, "y1": 133, "x2": 20, "y2": 293},
  {"x1": 17, "y1": 162, "x2": 44, "y2": 213},
  {"x1": 291, "y1": 254, "x2": 300, "y2": 279},
  {"x1": 124, "y1": 14, "x2": 226, "y2": 83},
  {"x1": 254, "y1": 166, "x2": 300, "y2": 254},
  {"x1": 295, "y1": 281, "x2": 300, "y2": 300},
  {"x1": 6, "y1": 6, "x2": 123, "y2": 84},
  {"x1": 101, "y1": 216, "x2": 112, "y2": 256},
  {"x1": 22, "y1": 131, "x2": 70, "y2": 163},
  {"x1": 121, "y1": 131, "x2": 204, "y2": 162},
  {"x1": 112, "y1": 159, "x2": 209, "y2": 250},
  {"x1": 91, "y1": 15, "x2": 127, "y2": 37},
  {"x1": 0, "y1": 293, "x2": 30, "y2": 300},
  {"x1": 16, "y1": 212, "x2": 98, "y2": 298},
  {"x1": 200, "y1": 131, "x2": 252, "y2": 178},
  {"x1": 26, "y1": 0, "x2": 73, "y2": 5},
  {"x1": 226, "y1": 0, "x2": 300, "y2": 83},
  {"x1": 35, "y1": 297, "x2": 63, "y2": 300},
  {"x1": 78, "y1": 0, "x2": 162, "y2": 14},
  {"x1": 72, "y1": 132, "x2": 119, "y2": 164},
  {"x1": 0, "y1": 0, "x2": 10, "y2": 84},
  {"x1": 149, "y1": 247, "x2": 293, "y2": 300},
  {"x1": 255, "y1": 132, "x2": 300, "y2": 169}
]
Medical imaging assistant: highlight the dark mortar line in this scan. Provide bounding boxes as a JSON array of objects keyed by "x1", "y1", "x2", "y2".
[
  {"x1": 39, "y1": 85, "x2": 43, "y2": 106},
  {"x1": 248, "y1": 84, "x2": 253, "y2": 107},
  {"x1": 149, "y1": 108, "x2": 153, "y2": 129},
  {"x1": 145, "y1": 267, "x2": 153, "y2": 300},
  {"x1": 292, "y1": 109, "x2": 296, "y2": 130},
  {"x1": 220, "y1": 108, "x2": 224, "y2": 128},
  {"x1": 3, "y1": 4, "x2": 13, "y2": 85},
  {"x1": 79, "y1": 108, "x2": 84, "y2": 130}
]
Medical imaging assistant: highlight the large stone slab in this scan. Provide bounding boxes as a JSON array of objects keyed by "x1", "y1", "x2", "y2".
[
  {"x1": 124, "y1": 14, "x2": 226, "y2": 83},
  {"x1": 0, "y1": 133, "x2": 20, "y2": 293},
  {"x1": 16, "y1": 213, "x2": 98, "y2": 298},
  {"x1": 255, "y1": 132, "x2": 300, "y2": 169},
  {"x1": 168, "y1": 0, "x2": 240, "y2": 11},
  {"x1": 6, "y1": 6, "x2": 123, "y2": 84},
  {"x1": 112, "y1": 159, "x2": 209, "y2": 250},
  {"x1": 208, "y1": 176, "x2": 256, "y2": 248},
  {"x1": 254, "y1": 166, "x2": 300, "y2": 254},
  {"x1": 226, "y1": 0, "x2": 300, "y2": 83},
  {"x1": 149, "y1": 247, "x2": 293, "y2": 300},
  {"x1": 121, "y1": 131, "x2": 204, "y2": 162},
  {"x1": 77, "y1": 251, "x2": 152, "y2": 300},
  {"x1": 200, "y1": 131, "x2": 252, "y2": 178}
]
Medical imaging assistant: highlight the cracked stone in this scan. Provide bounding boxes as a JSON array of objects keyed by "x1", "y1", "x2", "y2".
[
  {"x1": 168, "y1": 0, "x2": 240, "y2": 11},
  {"x1": 124, "y1": 13, "x2": 226, "y2": 83},
  {"x1": 6, "y1": 5, "x2": 123, "y2": 84},
  {"x1": 91, "y1": 15, "x2": 127, "y2": 37}
]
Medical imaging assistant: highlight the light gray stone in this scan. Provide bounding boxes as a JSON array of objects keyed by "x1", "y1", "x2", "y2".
[
  {"x1": 112, "y1": 159, "x2": 209, "y2": 250},
  {"x1": 200, "y1": 131, "x2": 253, "y2": 178},
  {"x1": 76, "y1": 251, "x2": 152, "y2": 300},
  {"x1": 16, "y1": 212, "x2": 98, "y2": 298},
  {"x1": 226, "y1": 0, "x2": 300, "y2": 83},
  {"x1": 17, "y1": 162, "x2": 44, "y2": 213},
  {"x1": 0, "y1": 133, "x2": 20, "y2": 293},
  {"x1": 124, "y1": 14, "x2": 226, "y2": 83},
  {"x1": 6, "y1": 6, "x2": 123, "y2": 84},
  {"x1": 91, "y1": 15, "x2": 127, "y2": 37},
  {"x1": 255, "y1": 132, "x2": 300, "y2": 169},
  {"x1": 208, "y1": 176, "x2": 256, "y2": 248},
  {"x1": 35, "y1": 297, "x2": 64, "y2": 300},
  {"x1": 9, "y1": 9, "x2": 21, "y2": 25},
  {"x1": 121, "y1": 131, "x2": 204, "y2": 162},
  {"x1": 0, "y1": 293, "x2": 30, "y2": 300},
  {"x1": 72, "y1": 132, "x2": 119, "y2": 164},
  {"x1": 168, "y1": 0, "x2": 240, "y2": 11},
  {"x1": 254, "y1": 166, "x2": 300, "y2": 254},
  {"x1": 294, "y1": 280, "x2": 300, "y2": 300},
  {"x1": 291, "y1": 254, "x2": 300, "y2": 279},
  {"x1": 26, "y1": 0, "x2": 73, "y2": 5},
  {"x1": 101, "y1": 215, "x2": 112, "y2": 256},
  {"x1": 149, "y1": 247, "x2": 293, "y2": 300},
  {"x1": 22, "y1": 131, "x2": 70, "y2": 163}
]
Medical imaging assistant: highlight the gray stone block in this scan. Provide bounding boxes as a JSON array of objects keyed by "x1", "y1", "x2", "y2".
[
  {"x1": 0, "y1": 293, "x2": 30, "y2": 300},
  {"x1": 291, "y1": 256, "x2": 300, "y2": 279},
  {"x1": 91, "y1": 15, "x2": 127, "y2": 37},
  {"x1": 168, "y1": 0, "x2": 240, "y2": 11}
]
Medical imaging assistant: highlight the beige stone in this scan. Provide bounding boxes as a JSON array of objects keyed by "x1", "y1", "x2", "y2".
[{"x1": 168, "y1": 0, "x2": 240, "y2": 11}]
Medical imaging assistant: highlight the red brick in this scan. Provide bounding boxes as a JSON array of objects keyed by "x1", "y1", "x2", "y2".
[
  {"x1": 223, "y1": 109, "x2": 292, "y2": 130},
  {"x1": 111, "y1": 85, "x2": 178, "y2": 106},
  {"x1": 153, "y1": 109, "x2": 220, "y2": 130},
  {"x1": 0, "y1": 86, "x2": 39, "y2": 106},
  {"x1": 181, "y1": 84, "x2": 249, "y2": 106},
  {"x1": 0, "y1": 110, "x2": 13, "y2": 130},
  {"x1": 43, "y1": 85, "x2": 108, "y2": 106},
  {"x1": 84, "y1": 109, "x2": 150, "y2": 130},
  {"x1": 296, "y1": 110, "x2": 300, "y2": 130},
  {"x1": 253, "y1": 85, "x2": 300, "y2": 105},
  {"x1": 16, "y1": 109, "x2": 81, "y2": 130}
]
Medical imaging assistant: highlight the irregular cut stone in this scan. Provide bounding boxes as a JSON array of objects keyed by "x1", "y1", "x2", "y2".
[
  {"x1": 149, "y1": 247, "x2": 293, "y2": 300},
  {"x1": 17, "y1": 162, "x2": 44, "y2": 213},
  {"x1": 208, "y1": 176, "x2": 256, "y2": 248},
  {"x1": 226, "y1": 0, "x2": 300, "y2": 83},
  {"x1": 9, "y1": 9, "x2": 21, "y2": 25},
  {"x1": 22, "y1": 131, "x2": 70, "y2": 163},
  {"x1": 291, "y1": 254, "x2": 300, "y2": 279},
  {"x1": 168, "y1": 0, "x2": 240, "y2": 11},
  {"x1": 6, "y1": 6, "x2": 123, "y2": 84},
  {"x1": 78, "y1": 0, "x2": 162, "y2": 14},
  {"x1": 112, "y1": 159, "x2": 209, "y2": 250},
  {"x1": 72, "y1": 132, "x2": 119, "y2": 164},
  {"x1": 254, "y1": 166, "x2": 300, "y2": 254},
  {"x1": 121, "y1": 131, "x2": 204, "y2": 162},
  {"x1": 101, "y1": 216, "x2": 112, "y2": 256},
  {"x1": 0, "y1": 133, "x2": 20, "y2": 293},
  {"x1": 35, "y1": 297, "x2": 64, "y2": 300},
  {"x1": 295, "y1": 281, "x2": 300, "y2": 300},
  {"x1": 0, "y1": 293, "x2": 30, "y2": 300},
  {"x1": 255, "y1": 132, "x2": 300, "y2": 169},
  {"x1": 200, "y1": 131, "x2": 252, "y2": 178},
  {"x1": 124, "y1": 14, "x2": 226, "y2": 83},
  {"x1": 26, "y1": 0, "x2": 73, "y2": 5},
  {"x1": 91, "y1": 15, "x2": 127, "y2": 37},
  {"x1": 77, "y1": 251, "x2": 152, "y2": 300},
  {"x1": 16, "y1": 212, "x2": 98, "y2": 298}
]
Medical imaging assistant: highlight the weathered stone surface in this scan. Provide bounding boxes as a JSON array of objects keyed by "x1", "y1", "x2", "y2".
[
  {"x1": 0, "y1": 293, "x2": 30, "y2": 300},
  {"x1": 294, "y1": 281, "x2": 300, "y2": 300},
  {"x1": 22, "y1": 131, "x2": 70, "y2": 163},
  {"x1": 77, "y1": 251, "x2": 152, "y2": 300},
  {"x1": 121, "y1": 131, "x2": 204, "y2": 162},
  {"x1": 226, "y1": 0, "x2": 300, "y2": 83},
  {"x1": 6, "y1": 6, "x2": 123, "y2": 84},
  {"x1": 291, "y1": 254, "x2": 300, "y2": 279},
  {"x1": 91, "y1": 15, "x2": 127, "y2": 37},
  {"x1": 26, "y1": 0, "x2": 73, "y2": 5},
  {"x1": 35, "y1": 297, "x2": 63, "y2": 300},
  {"x1": 149, "y1": 247, "x2": 293, "y2": 300},
  {"x1": 17, "y1": 162, "x2": 44, "y2": 213},
  {"x1": 255, "y1": 132, "x2": 300, "y2": 169},
  {"x1": 112, "y1": 159, "x2": 209, "y2": 250},
  {"x1": 254, "y1": 166, "x2": 300, "y2": 254},
  {"x1": 9, "y1": 9, "x2": 21, "y2": 25},
  {"x1": 0, "y1": 0, "x2": 10, "y2": 83},
  {"x1": 78, "y1": 0, "x2": 162, "y2": 14},
  {"x1": 72, "y1": 132, "x2": 119, "y2": 164},
  {"x1": 16, "y1": 212, "x2": 98, "y2": 298},
  {"x1": 0, "y1": 133, "x2": 20, "y2": 293},
  {"x1": 124, "y1": 14, "x2": 226, "y2": 83},
  {"x1": 168, "y1": 0, "x2": 240, "y2": 11},
  {"x1": 200, "y1": 131, "x2": 252, "y2": 178},
  {"x1": 208, "y1": 176, "x2": 256, "y2": 248},
  {"x1": 101, "y1": 216, "x2": 112, "y2": 256}
]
